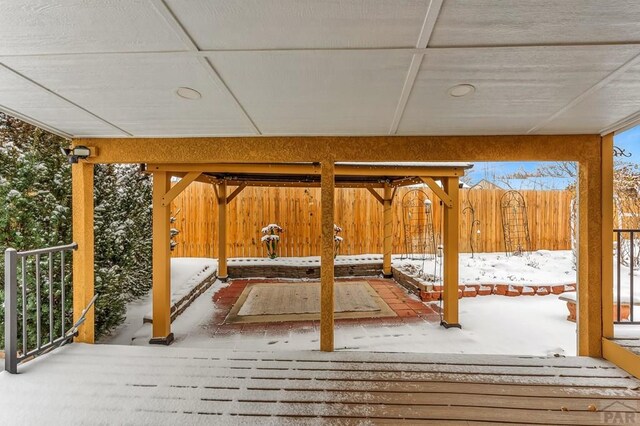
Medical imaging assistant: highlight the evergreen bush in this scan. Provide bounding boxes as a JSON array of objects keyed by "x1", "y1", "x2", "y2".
[{"x1": 0, "y1": 113, "x2": 152, "y2": 349}]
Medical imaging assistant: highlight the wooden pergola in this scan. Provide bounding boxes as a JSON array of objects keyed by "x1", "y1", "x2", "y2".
[
  {"x1": 144, "y1": 161, "x2": 472, "y2": 348},
  {"x1": 68, "y1": 134, "x2": 631, "y2": 371}
]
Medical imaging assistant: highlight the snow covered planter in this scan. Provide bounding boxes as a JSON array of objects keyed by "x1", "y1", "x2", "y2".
[
  {"x1": 334, "y1": 224, "x2": 343, "y2": 258},
  {"x1": 261, "y1": 223, "x2": 283, "y2": 259}
]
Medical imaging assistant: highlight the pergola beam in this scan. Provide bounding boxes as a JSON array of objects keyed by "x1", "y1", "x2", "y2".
[
  {"x1": 209, "y1": 179, "x2": 387, "y2": 189},
  {"x1": 147, "y1": 162, "x2": 465, "y2": 178},
  {"x1": 77, "y1": 135, "x2": 598, "y2": 164}
]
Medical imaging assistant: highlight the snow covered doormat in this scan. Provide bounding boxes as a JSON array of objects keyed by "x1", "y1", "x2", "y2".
[{"x1": 226, "y1": 281, "x2": 396, "y2": 324}]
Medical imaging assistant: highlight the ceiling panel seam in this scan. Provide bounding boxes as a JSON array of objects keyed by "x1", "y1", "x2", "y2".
[
  {"x1": 3, "y1": 43, "x2": 640, "y2": 59},
  {"x1": 151, "y1": 0, "x2": 262, "y2": 135},
  {"x1": 0, "y1": 63, "x2": 131, "y2": 137},
  {"x1": 527, "y1": 48, "x2": 640, "y2": 134},
  {"x1": 0, "y1": 103, "x2": 72, "y2": 139},
  {"x1": 388, "y1": 0, "x2": 443, "y2": 135},
  {"x1": 600, "y1": 109, "x2": 640, "y2": 136}
]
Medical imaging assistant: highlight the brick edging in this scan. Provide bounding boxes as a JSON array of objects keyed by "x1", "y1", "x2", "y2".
[{"x1": 419, "y1": 283, "x2": 577, "y2": 301}]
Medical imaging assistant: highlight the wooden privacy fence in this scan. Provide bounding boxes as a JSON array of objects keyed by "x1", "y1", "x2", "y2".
[{"x1": 171, "y1": 182, "x2": 573, "y2": 258}]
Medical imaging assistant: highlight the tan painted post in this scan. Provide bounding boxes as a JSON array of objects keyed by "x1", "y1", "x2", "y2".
[
  {"x1": 601, "y1": 134, "x2": 614, "y2": 340},
  {"x1": 72, "y1": 162, "x2": 95, "y2": 343},
  {"x1": 218, "y1": 181, "x2": 228, "y2": 280},
  {"x1": 320, "y1": 160, "x2": 335, "y2": 352},
  {"x1": 577, "y1": 157, "x2": 604, "y2": 357},
  {"x1": 383, "y1": 184, "x2": 393, "y2": 277},
  {"x1": 442, "y1": 176, "x2": 460, "y2": 328},
  {"x1": 151, "y1": 171, "x2": 173, "y2": 344}
]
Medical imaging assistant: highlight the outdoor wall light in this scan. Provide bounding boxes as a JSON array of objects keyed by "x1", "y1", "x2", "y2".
[
  {"x1": 60, "y1": 145, "x2": 91, "y2": 163},
  {"x1": 176, "y1": 87, "x2": 202, "y2": 100},
  {"x1": 448, "y1": 84, "x2": 475, "y2": 97}
]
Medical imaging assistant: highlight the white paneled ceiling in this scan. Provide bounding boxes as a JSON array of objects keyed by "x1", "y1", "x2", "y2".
[
  {"x1": 0, "y1": 0, "x2": 639, "y2": 138},
  {"x1": 167, "y1": 0, "x2": 430, "y2": 49},
  {"x1": 210, "y1": 51, "x2": 412, "y2": 134},
  {"x1": 2, "y1": 55, "x2": 256, "y2": 136},
  {"x1": 0, "y1": 0, "x2": 185, "y2": 55},
  {"x1": 430, "y1": 0, "x2": 640, "y2": 47},
  {"x1": 541, "y1": 63, "x2": 640, "y2": 134},
  {"x1": 399, "y1": 46, "x2": 640, "y2": 135}
]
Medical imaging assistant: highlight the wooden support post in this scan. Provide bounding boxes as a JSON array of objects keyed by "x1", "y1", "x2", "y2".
[
  {"x1": 601, "y1": 134, "x2": 614, "y2": 340},
  {"x1": 151, "y1": 171, "x2": 173, "y2": 345},
  {"x1": 383, "y1": 184, "x2": 393, "y2": 278},
  {"x1": 218, "y1": 181, "x2": 228, "y2": 281},
  {"x1": 320, "y1": 160, "x2": 335, "y2": 352},
  {"x1": 577, "y1": 157, "x2": 604, "y2": 357},
  {"x1": 72, "y1": 162, "x2": 95, "y2": 343},
  {"x1": 442, "y1": 176, "x2": 460, "y2": 329}
]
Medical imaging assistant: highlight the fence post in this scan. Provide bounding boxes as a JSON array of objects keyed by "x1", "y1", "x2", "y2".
[{"x1": 5, "y1": 248, "x2": 18, "y2": 374}]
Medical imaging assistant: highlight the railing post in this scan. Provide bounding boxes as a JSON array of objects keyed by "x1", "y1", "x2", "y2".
[
  {"x1": 631, "y1": 231, "x2": 635, "y2": 322},
  {"x1": 5, "y1": 248, "x2": 18, "y2": 374}
]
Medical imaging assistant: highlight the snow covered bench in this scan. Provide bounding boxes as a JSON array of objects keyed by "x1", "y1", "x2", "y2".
[{"x1": 559, "y1": 292, "x2": 637, "y2": 322}]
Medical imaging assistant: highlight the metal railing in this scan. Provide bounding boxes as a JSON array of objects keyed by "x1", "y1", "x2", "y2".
[
  {"x1": 614, "y1": 229, "x2": 639, "y2": 324},
  {"x1": 4, "y1": 243, "x2": 77, "y2": 373}
]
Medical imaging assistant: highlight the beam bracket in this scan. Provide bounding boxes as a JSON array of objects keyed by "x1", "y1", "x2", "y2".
[
  {"x1": 161, "y1": 172, "x2": 202, "y2": 207},
  {"x1": 420, "y1": 177, "x2": 453, "y2": 207},
  {"x1": 366, "y1": 187, "x2": 384, "y2": 205}
]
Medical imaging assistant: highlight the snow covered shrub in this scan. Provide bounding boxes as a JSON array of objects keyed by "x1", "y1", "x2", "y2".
[
  {"x1": 261, "y1": 224, "x2": 283, "y2": 259},
  {"x1": 0, "y1": 113, "x2": 152, "y2": 347},
  {"x1": 93, "y1": 164, "x2": 152, "y2": 333},
  {"x1": 526, "y1": 258, "x2": 541, "y2": 269},
  {"x1": 0, "y1": 114, "x2": 72, "y2": 350},
  {"x1": 334, "y1": 224, "x2": 343, "y2": 258}
]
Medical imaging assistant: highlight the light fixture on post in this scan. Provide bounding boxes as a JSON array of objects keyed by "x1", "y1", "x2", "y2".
[{"x1": 60, "y1": 145, "x2": 92, "y2": 164}]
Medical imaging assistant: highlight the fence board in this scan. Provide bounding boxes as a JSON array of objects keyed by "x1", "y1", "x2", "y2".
[{"x1": 171, "y1": 183, "x2": 573, "y2": 258}]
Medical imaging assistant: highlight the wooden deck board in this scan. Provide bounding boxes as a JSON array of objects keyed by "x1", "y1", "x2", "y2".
[
  {"x1": 614, "y1": 338, "x2": 640, "y2": 355},
  {"x1": 0, "y1": 344, "x2": 638, "y2": 425}
]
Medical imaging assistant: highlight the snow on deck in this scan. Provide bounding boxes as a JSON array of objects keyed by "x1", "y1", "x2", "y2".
[{"x1": 0, "y1": 344, "x2": 638, "y2": 425}]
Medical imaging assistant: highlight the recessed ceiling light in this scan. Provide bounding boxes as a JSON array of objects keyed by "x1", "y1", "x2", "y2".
[
  {"x1": 176, "y1": 87, "x2": 202, "y2": 100},
  {"x1": 448, "y1": 84, "x2": 475, "y2": 98}
]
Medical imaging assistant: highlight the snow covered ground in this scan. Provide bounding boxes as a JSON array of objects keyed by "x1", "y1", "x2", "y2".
[
  {"x1": 230, "y1": 250, "x2": 578, "y2": 286},
  {"x1": 100, "y1": 258, "x2": 217, "y2": 345},
  {"x1": 395, "y1": 250, "x2": 576, "y2": 286},
  {"x1": 104, "y1": 251, "x2": 640, "y2": 357},
  {"x1": 127, "y1": 282, "x2": 577, "y2": 357}
]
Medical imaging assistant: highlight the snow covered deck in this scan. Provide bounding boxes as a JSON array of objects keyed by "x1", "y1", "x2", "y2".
[{"x1": 1, "y1": 344, "x2": 639, "y2": 425}]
